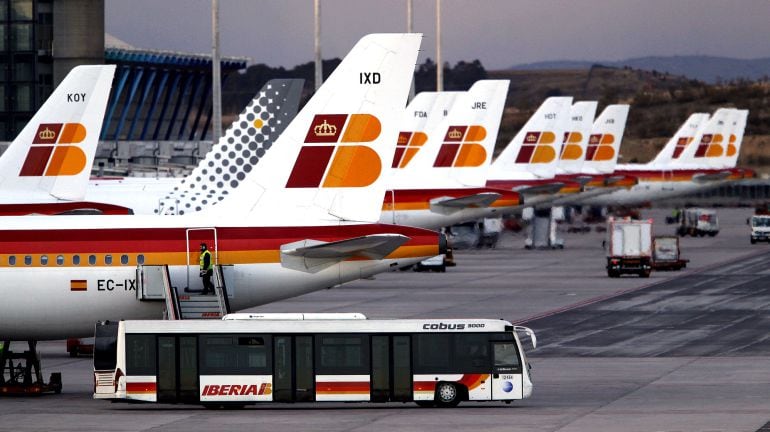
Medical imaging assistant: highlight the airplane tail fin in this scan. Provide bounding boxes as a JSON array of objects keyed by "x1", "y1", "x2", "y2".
[
  {"x1": 389, "y1": 91, "x2": 441, "y2": 170},
  {"x1": 0, "y1": 65, "x2": 115, "y2": 201},
  {"x1": 158, "y1": 79, "x2": 304, "y2": 214},
  {"x1": 390, "y1": 80, "x2": 510, "y2": 188},
  {"x1": 582, "y1": 104, "x2": 629, "y2": 174},
  {"x1": 488, "y1": 96, "x2": 573, "y2": 180},
  {"x1": 649, "y1": 113, "x2": 709, "y2": 167},
  {"x1": 205, "y1": 34, "x2": 422, "y2": 225},
  {"x1": 724, "y1": 109, "x2": 749, "y2": 169},
  {"x1": 674, "y1": 108, "x2": 733, "y2": 168},
  {"x1": 557, "y1": 101, "x2": 598, "y2": 174}
]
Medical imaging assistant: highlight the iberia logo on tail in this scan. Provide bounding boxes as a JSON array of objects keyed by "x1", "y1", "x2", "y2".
[
  {"x1": 392, "y1": 131, "x2": 428, "y2": 168},
  {"x1": 672, "y1": 136, "x2": 694, "y2": 159},
  {"x1": 693, "y1": 133, "x2": 724, "y2": 158},
  {"x1": 586, "y1": 133, "x2": 616, "y2": 161},
  {"x1": 286, "y1": 114, "x2": 382, "y2": 188},
  {"x1": 20, "y1": 123, "x2": 88, "y2": 176},
  {"x1": 515, "y1": 131, "x2": 557, "y2": 164},
  {"x1": 433, "y1": 125, "x2": 487, "y2": 167},
  {"x1": 560, "y1": 131, "x2": 584, "y2": 160}
]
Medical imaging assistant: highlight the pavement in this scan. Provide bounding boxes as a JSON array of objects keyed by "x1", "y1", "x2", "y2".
[{"x1": 2, "y1": 207, "x2": 769, "y2": 432}]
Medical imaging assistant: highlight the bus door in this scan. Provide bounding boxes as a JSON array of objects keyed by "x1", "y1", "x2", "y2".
[
  {"x1": 184, "y1": 228, "x2": 217, "y2": 292},
  {"x1": 371, "y1": 335, "x2": 412, "y2": 402},
  {"x1": 491, "y1": 341, "x2": 523, "y2": 400},
  {"x1": 273, "y1": 335, "x2": 314, "y2": 402},
  {"x1": 156, "y1": 336, "x2": 199, "y2": 404}
]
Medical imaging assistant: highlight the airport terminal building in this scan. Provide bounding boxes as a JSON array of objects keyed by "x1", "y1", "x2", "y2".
[{"x1": 0, "y1": 0, "x2": 246, "y2": 175}]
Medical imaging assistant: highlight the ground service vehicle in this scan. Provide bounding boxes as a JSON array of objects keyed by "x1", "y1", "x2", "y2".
[
  {"x1": 606, "y1": 217, "x2": 653, "y2": 278},
  {"x1": 651, "y1": 236, "x2": 688, "y2": 270},
  {"x1": 93, "y1": 317, "x2": 536, "y2": 407},
  {"x1": 679, "y1": 208, "x2": 719, "y2": 237},
  {"x1": 750, "y1": 214, "x2": 770, "y2": 244}
]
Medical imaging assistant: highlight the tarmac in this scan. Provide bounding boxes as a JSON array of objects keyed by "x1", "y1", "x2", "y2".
[{"x1": 2, "y1": 207, "x2": 769, "y2": 432}]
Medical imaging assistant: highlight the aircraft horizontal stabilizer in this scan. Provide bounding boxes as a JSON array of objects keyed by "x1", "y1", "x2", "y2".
[
  {"x1": 281, "y1": 234, "x2": 410, "y2": 273},
  {"x1": 515, "y1": 183, "x2": 566, "y2": 196},
  {"x1": 692, "y1": 171, "x2": 731, "y2": 183},
  {"x1": 429, "y1": 192, "x2": 502, "y2": 215}
]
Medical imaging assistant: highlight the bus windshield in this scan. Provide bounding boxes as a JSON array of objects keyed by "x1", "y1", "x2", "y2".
[{"x1": 93, "y1": 322, "x2": 118, "y2": 371}]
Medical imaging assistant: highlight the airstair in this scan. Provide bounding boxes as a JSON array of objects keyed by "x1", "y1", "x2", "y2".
[{"x1": 136, "y1": 265, "x2": 231, "y2": 320}]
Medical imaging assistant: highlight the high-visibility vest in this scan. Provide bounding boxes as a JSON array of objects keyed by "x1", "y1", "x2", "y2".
[{"x1": 199, "y1": 249, "x2": 212, "y2": 270}]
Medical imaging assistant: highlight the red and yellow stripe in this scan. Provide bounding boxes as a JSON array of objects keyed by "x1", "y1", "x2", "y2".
[
  {"x1": 0, "y1": 225, "x2": 440, "y2": 268},
  {"x1": 316, "y1": 381, "x2": 370, "y2": 395}
]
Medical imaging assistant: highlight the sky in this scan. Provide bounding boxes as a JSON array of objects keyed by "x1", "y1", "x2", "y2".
[{"x1": 106, "y1": 0, "x2": 770, "y2": 70}]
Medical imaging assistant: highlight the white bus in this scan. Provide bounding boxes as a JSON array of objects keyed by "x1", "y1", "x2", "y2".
[{"x1": 93, "y1": 317, "x2": 536, "y2": 407}]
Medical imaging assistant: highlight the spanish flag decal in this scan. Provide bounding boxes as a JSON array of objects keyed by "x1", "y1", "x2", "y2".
[{"x1": 70, "y1": 280, "x2": 87, "y2": 291}]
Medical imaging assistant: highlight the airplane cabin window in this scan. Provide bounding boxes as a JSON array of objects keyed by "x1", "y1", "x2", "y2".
[
  {"x1": 40, "y1": 255, "x2": 48, "y2": 266},
  {"x1": 9, "y1": 256, "x2": 16, "y2": 266},
  {"x1": 56, "y1": 255, "x2": 64, "y2": 265},
  {"x1": 137, "y1": 254, "x2": 145, "y2": 265},
  {"x1": 73, "y1": 255, "x2": 81, "y2": 265},
  {"x1": 120, "y1": 254, "x2": 129, "y2": 265},
  {"x1": 24, "y1": 255, "x2": 32, "y2": 266},
  {"x1": 88, "y1": 255, "x2": 96, "y2": 265},
  {"x1": 105, "y1": 255, "x2": 113, "y2": 265}
]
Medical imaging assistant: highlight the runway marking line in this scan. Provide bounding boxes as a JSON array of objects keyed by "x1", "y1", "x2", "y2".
[{"x1": 513, "y1": 246, "x2": 770, "y2": 325}]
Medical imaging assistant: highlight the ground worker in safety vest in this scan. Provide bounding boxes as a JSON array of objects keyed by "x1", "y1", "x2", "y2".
[{"x1": 199, "y1": 243, "x2": 214, "y2": 295}]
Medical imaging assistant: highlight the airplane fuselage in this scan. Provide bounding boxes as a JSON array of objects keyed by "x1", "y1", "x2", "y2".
[{"x1": 0, "y1": 219, "x2": 439, "y2": 340}]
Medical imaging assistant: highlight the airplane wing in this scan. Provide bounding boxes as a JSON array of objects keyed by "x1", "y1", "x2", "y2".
[
  {"x1": 692, "y1": 171, "x2": 731, "y2": 183},
  {"x1": 429, "y1": 192, "x2": 501, "y2": 214},
  {"x1": 281, "y1": 234, "x2": 410, "y2": 273}
]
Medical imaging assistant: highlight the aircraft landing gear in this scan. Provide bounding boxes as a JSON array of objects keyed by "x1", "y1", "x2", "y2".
[{"x1": 0, "y1": 340, "x2": 62, "y2": 395}]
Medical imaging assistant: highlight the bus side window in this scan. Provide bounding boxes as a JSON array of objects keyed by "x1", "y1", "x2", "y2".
[
  {"x1": 316, "y1": 334, "x2": 369, "y2": 375},
  {"x1": 413, "y1": 334, "x2": 451, "y2": 373},
  {"x1": 125, "y1": 335, "x2": 156, "y2": 376},
  {"x1": 454, "y1": 334, "x2": 491, "y2": 372},
  {"x1": 199, "y1": 335, "x2": 271, "y2": 375}
]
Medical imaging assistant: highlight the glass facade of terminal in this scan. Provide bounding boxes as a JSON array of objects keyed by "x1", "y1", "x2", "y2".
[{"x1": 0, "y1": 0, "x2": 53, "y2": 140}]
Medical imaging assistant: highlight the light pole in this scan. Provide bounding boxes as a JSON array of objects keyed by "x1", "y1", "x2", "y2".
[
  {"x1": 435, "y1": 0, "x2": 443, "y2": 91},
  {"x1": 211, "y1": 0, "x2": 222, "y2": 142},
  {"x1": 314, "y1": 0, "x2": 322, "y2": 90}
]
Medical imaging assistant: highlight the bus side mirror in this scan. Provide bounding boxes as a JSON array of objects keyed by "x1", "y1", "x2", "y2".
[{"x1": 514, "y1": 326, "x2": 537, "y2": 349}]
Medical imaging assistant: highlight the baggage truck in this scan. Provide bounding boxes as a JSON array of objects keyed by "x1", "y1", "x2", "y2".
[
  {"x1": 606, "y1": 217, "x2": 652, "y2": 278},
  {"x1": 651, "y1": 235, "x2": 688, "y2": 270}
]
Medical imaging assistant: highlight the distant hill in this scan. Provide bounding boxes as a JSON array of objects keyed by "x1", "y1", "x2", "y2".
[{"x1": 511, "y1": 56, "x2": 770, "y2": 84}]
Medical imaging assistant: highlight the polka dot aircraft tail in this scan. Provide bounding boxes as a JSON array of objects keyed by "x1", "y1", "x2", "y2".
[{"x1": 157, "y1": 79, "x2": 305, "y2": 215}]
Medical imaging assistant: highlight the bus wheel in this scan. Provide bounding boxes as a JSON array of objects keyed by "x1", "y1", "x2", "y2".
[
  {"x1": 435, "y1": 382, "x2": 460, "y2": 407},
  {"x1": 415, "y1": 401, "x2": 435, "y2": 408}
]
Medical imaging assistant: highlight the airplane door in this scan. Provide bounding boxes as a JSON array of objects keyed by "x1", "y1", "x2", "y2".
[
  {"x1": 383, "y1": 190, "x2": 396, "y2": 224},
  {"x1": 185, "y1": 228, "x2": 217, "y2": 292}
]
